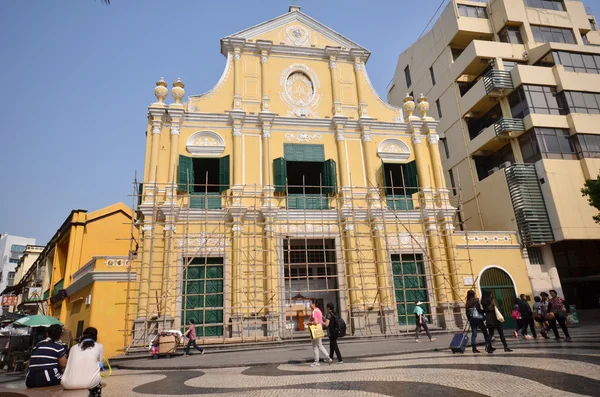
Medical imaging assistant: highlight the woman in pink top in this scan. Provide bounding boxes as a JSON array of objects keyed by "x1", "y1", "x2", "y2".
[{"x1": 307, "y1": 299, "x2": 332, "y2": 367}]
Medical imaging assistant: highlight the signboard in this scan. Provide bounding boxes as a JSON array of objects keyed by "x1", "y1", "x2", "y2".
[
  {"x1": 567, "y1": 305, "x2": 580, "y2": 327},
  {"x1": 27, "y1": 287, "x2": 42, "y2": 301},
  {"x1": 463, "y1": 277, "x2": 474, "y2": 286},
  {"x1": 1, "y1": 296, "x2": 18, "y2": 306}
]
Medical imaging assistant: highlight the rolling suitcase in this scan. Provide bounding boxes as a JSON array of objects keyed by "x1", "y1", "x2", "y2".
[{"x1": 449, "y1": 324, "x2": 471, "y2": 354}]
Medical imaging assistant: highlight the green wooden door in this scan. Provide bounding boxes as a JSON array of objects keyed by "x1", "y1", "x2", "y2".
[
  {"x1": 480, "y1": 268, "x2": 517, "y2": 329},
  {"x1": 392, "y1": 254, "x2": 430, "y2": 325},
  {"x1": 182, "y1": 257, "x2": 224, "y2": 336}
]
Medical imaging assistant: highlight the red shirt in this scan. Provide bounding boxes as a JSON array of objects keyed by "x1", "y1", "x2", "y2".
[{"x1": 187, "y1": 324, "x2": 196, "y2": 340}]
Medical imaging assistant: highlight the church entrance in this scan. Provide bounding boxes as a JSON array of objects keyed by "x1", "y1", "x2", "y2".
[
  {"x1": 281, "y1": 238, "x2": 339, "y2": 336},
  {"x1": 480, "y1": 267, "x2": 517, "y2": 329}
]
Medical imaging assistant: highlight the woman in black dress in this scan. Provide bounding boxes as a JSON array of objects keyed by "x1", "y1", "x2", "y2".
[{"x1": 481, "y1": 289, "x2": 512, "y2": 352}]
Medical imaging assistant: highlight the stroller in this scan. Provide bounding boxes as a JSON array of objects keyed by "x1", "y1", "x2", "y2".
[{"x1": 150, "y1": 331, "x2": 181, "y2": 359}]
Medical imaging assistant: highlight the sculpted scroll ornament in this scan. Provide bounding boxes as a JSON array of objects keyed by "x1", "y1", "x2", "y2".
[
  {"x1": 386, "y1": 233, "x2": 426, "y2": 250},
  {"x1": 186, "y1": 131, "x2": 225, "y2": 156},
  {"x1": 176, "y1": 232, "x2": 229, "y2": 251},
  {"x1": 285, "y1": 25, "x2": 310, "y2": 46},
  {"x1": 280, "y1": 224, "x2": 339, "y2": 234},
  {"x1": 377, "y1": 138, "x2": 411, "y2": 162},
  {"x1": 280, "y1": 64, "x2": 322, "y2": 118},
  {"x1": 284, "y1": 133, "x2": 322, "y2": 143}
]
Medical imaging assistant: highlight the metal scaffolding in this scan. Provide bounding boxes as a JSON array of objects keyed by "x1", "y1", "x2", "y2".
[{"x1": 120, "y1": 167, "x2": 478, "y2": 353}]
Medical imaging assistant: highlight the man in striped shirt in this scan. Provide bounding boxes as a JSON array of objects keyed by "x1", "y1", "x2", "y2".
[{"x1": 26, "y1": 324, "x2": 67, "y2": 388}]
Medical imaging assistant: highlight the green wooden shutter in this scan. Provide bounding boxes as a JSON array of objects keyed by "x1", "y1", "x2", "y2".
[
  {"x1": 323, "y1": 159, "x2": 337, "y2": 194},
  {"x1": 273, "y1": 157, "x2": 287, "y2": 193},
  {"x1": 178, "y1": 155, "x2": 194, "y2": 193},
  {"x1": 219, "y1": 155, "x2": 230, "y2": 192},
  {"x1": 284, "y1": 144, "x2": 325, "y2": 162},
  {"x1": 137, "y1": 183, "x2": 143, "y2": 206},
  {"x1": 404, "y1": 160, "x2": 419, "y2": 195}
]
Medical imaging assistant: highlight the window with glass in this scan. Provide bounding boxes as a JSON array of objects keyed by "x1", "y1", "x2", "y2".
[
  {"x1": 502, "y1": 60, "x2": 526, "y2": 71},
  {"x1": 429, "y1": 66, "x2": 436, "y2": 86},
  {"x1": 440, "y1": 137, "x2": 450, "y2": 159},
  {"x1": 575, "y1": 134, "x2": 600, "y2": 158},
  {"x1": 10, "y1": 245, "x2": 26, "y2": 253},
  {"x1": 451, "y1": 48, "x2": 465, "y2": 61},
  {"x1": 519, "y1": 128, "x2": 577, "y2": 162},
  {"x1": 509, "y1": 85, "x2": 567, "y2": 118},
  {"x1": 436, "y1": 99, "x2": 443, "y2": 119},
  {"x1": 458, "y1": 4, "x2": 488, "y2": 18},
  {"x1": 498, "y1": 26, "x2": 524, "y2": 44},
  {"x1": 448, "y1": 168, "x2": 457, "y2": 190},
  {"x1": 531, "y1": 25, "x2": 575, "y2": 44},
  {"x1": 554, "y1": 51, "x2": 600, "y2": 73},
  {"x1": 525, "y1": 0, "x2": 565, "y2": 11},
  {"x1": 563, "y1": 91, "x2": 600, "y2": 114},
  {"x1": 405, "y1": 65, "x2": 412, "y2": 88}
]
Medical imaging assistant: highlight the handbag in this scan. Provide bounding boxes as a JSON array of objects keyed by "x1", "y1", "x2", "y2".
[
  {"x1": 308, "y1": 324, "x2": 324, "y2": 340},
  {"x1": 511, "y1": 309, "x2": 521, "y2": 320},
  {"x1": 469, "y1": 307, "x2": 483, "y2": 320},
  {"x1": 494, "y1": 305, "x2": 505, "y2": 323}
]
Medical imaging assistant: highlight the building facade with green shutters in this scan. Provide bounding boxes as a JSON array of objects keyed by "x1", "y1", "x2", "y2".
[{"x1": 130, "y1": 5, "x2": 535, "y2": 348}]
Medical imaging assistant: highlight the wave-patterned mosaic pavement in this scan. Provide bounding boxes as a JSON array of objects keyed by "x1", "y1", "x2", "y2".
[{"x1": 99, "y1": 327, "x2": 600, "y2": 397}]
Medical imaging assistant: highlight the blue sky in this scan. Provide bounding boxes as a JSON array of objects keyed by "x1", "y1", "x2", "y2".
[{"x1": 1, "y1": 0, "x2": 594, "y2": 244}]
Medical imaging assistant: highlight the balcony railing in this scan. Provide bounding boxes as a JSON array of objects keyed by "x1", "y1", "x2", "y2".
[
  {"x1": 494, "y1": 118, "x2": 525, "y2": 136},
  {"x1": 505, "y1": 164, "x2": 554, "y2": 246},
  {"x1": 483, "y1": 70, "x2": 513, "y2": 95}
]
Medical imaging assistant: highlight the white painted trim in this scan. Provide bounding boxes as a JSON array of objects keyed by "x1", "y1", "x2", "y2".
[
  {"x1": 66, "y1": 271, "x2": 136, "y2": 296},
  {"x1": 189, "y1": 53, "x2": 233, "y2": 100},
  {"x1": 359, "y1": 140, "x2": 367, "y2": 187},
  {"x1": 477, "y1": 265, "x2": 519, "y2": 297},
  {"x1": 377, "y1": 138, "x2": 411, "y2": 163},
  {"x1": 242, "y1": 135, "x2": 245, "y2": 184},
  {"x1": 344, "y1": 140, "x2": 351, "y2": 185},
  {"x1": 186, "y1": 131, "x2": 226, "y2": 157}
]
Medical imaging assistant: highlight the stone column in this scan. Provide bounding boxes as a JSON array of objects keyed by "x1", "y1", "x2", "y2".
[
  {"x1": 359, "y1": 119, "x2": 380, "y2": 206},
  {"x1": 260, "y1": 114, "x2": 275, "y2": 207},
  {"x1": 230, "y1": 112, "x2": 245, "y2": 206},
  {"x1": 333, "y1": 117, "x2": 350, "y2": 207},
  {"x1": 230, "y1": 218, "x2": 244, "y2": 337},
  {"x1": 166, "y1": 82, "x2": 185, "y2": 203},
  {"x1": 263, "y1": 220, "x2": 280, "y2": 338},
  {"x1": 328, "y1": 53, "x2": 343, "y2": 116},
  {"x1": 257, "y1": 41, "x2": 273, "y2": 112},
  {"x1": 146, "y1": 106, "x2": 166, "y2": 204},
  {"x1": 351, "y1": 53, "x2": 369, "y2": 117},
  {"x1": 233, "y1": 47, "x2": 243, "y2": 111},
  {"x1": 371, "y1": 220, "x2": 398, "y2": 333}
]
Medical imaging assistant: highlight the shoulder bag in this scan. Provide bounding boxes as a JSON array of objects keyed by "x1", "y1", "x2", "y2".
[{"x1": 494, "y1": 305, "x2": 505, "y2": 323}]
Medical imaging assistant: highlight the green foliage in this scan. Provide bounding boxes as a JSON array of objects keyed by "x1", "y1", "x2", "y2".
[{"x1": 581, "y1": 175, "x2": 600, "y2": 224}]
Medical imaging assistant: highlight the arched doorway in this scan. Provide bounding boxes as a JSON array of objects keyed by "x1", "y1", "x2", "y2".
[{"x1": 480, "y1": 267, "x2": 517, "y2": 329}]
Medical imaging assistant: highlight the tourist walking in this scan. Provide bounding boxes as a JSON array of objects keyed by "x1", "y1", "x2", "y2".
[
  {"x1": 518, "y1": 294, "x2": 537, "y2": 339},
  {"x1": 546, "y1": 290, "x2": 572, "y2": 341},
  {"x1": 323, "y1": 302, "x2": 343, "y2": 364},
  {"x1": 465, "y1": 290, "x2": 490, "y2": 353},
  {"x1": 307, "y1": 299, "x2": 332, "y2": 366},
  {"x1": 26, "y1": 324, "x2": 67, "y2": 388},
  {"x1": 183, "y1": 319, "x2": 205, "y2": 355},
  {"x1": 481, "y1": 289, "x2": 512, "y2": 352},
  {"x1": 61, "y1": 327, "x2": 104, "y2": 397},
  {"x1": 414, "y1": 301, "x2": 436, "y2": 343},
  {"x1": 512, "y1": 297, "x2": 523, "y2": 339},
  {"x1": 533, "y1": 296, "x2": 550, "y2": 339}
]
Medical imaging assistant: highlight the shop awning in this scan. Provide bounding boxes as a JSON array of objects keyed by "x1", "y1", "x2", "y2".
[{"x1": 0, "y1": 281, "x2": 26, "y2": 296}]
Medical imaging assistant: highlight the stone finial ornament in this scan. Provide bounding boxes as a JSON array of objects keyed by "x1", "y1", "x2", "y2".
[
  {"x1": 403, "y1": 93, "x2": 416, "y2": 119},
  {"x1": 154, "y1": 77, "x2": 168, "y2": 103},
  {"x1": 417, "y1": 94, "x2": 430, "y2": 119},
  {"x1": 172, "y1": 78, "x2": 185, "y2": 104}
]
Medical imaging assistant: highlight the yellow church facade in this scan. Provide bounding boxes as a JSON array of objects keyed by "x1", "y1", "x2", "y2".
[{"x1": 131, "y1": 6, "x2": 532, "y2": 345}]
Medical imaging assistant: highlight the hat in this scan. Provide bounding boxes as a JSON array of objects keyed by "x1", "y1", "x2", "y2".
[{"x1": 416, "y1": 301, "x2": 422, "y2": 306}]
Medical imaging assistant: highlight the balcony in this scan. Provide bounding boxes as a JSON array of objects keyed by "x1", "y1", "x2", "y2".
[
  {"x1": 505, "y1": 164, "x2": 554, "y2": 246},
  {"x1": 469, "y1": 123, "x2": 511, "y2": 155},
  {"x1": 483, "y1": 70, "x2": 514, "y2": 95},
  {"x1": 494, "y1": 118, "x2": 525, "y2": 136}
]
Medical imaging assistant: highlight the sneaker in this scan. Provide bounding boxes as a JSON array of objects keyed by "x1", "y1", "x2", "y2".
[
  {"x1": 565, "y1": 337, "x2": 572, "y2": 342},
  {"x1": 430, "y1": 337, "x2": 437, "y2": 342},
  {"x1": 513, "y1": 331, "x2": 518, "y2": 338},
  {"x1": 201, "y1": 349, "x2": 205, "y2": 355},
  {"x1": 310, "y1": 362, "x2": 320, "y2": 367},
  {"x1": 415, "y1": 339, "x2": 421, "y2": 343},
  {"x1": 335, "y1": 361, "x2": 344, "y2": 364},
  {"x1": 523, "y1": 335, "x2": 533, "y2": 340},
  {"x1": 327, "y1": 358, "x2": 333, "y2": 365}
]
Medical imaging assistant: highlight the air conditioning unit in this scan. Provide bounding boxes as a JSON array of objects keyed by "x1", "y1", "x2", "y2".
[
  {"x1": 85, "y1": 295, "x2": 92, "y2": 305},
  {"x1": 500, "y1": 161, "x2": 511, "y2": 169},
  {"x1": 488, "y1": 167, "x2": 500, "y2": 176}
]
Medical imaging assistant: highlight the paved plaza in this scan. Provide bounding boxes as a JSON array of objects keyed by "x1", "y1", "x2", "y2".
[{"x1": 1, "y1": 326, "x2": 599, "y2": 396}]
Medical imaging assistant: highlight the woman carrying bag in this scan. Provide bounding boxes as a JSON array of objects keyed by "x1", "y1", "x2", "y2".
[
  {"x1": 465, "y1": 290, "x2": 491, "y2": 354},
  {"x1": 481, "y1": 289, "x2": 512, "y2": 353}
]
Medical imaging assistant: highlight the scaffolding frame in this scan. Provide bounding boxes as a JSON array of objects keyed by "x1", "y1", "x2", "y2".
[{"x1": 120, "y1": 164, "x2": 479, "y2": 352}]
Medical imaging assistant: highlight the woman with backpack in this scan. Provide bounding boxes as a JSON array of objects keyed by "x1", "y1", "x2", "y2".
[
  {"x1": 61, "y1": 327, "x2": 104, "y2": 396},
  {"x1": 323, "y1": 302, "x2": 343, "y2": 364}
]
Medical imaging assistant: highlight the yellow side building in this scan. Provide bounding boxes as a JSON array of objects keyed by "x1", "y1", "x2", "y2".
[
  {"x1": 40, "y1": 203, "x2": 136, "y2": 358},
  {"x1": 129, "y1": 6, "x2": 535, "y2": 347}
]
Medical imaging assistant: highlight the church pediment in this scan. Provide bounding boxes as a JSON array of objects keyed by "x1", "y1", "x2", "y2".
[{"x1": 222, "y1": 7, "x2": 368, "y2": 54}]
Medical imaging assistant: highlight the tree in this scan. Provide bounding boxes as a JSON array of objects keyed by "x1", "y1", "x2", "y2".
[{"x1": 581, "y1": 174, "x2": 600, "y2": 223}]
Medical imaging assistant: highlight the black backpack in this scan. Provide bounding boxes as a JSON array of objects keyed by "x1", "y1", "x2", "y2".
[{"x1": 330, "y1": 313, "x2": 347, "y2": 338}]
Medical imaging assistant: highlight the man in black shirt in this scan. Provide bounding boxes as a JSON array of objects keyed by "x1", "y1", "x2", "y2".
[
  {"x1": 26, "y1": 324, "x2": 67, "y2": 388},
  {"x1": 518, "y1": 294, "x2": 537, "y2": 339}
]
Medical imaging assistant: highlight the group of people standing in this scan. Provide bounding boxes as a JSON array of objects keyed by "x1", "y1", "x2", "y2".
[
  {"x1": 26, "y1": 325, "x2": 105, "y2": 396},
  {"x1": 466, "y1": 288, "x2": 572, "y2": 354}
]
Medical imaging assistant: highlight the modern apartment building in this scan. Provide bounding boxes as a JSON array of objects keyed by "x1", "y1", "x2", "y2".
[
  {"x1": 389, "y1": 0, "x2": 600, "y2": 313},
  {"x1": 0, "y1": 234, "x2": 37, "y2": 313}
]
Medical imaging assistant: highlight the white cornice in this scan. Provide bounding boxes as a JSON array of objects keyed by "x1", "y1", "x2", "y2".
[
  {"x1": 222, "y1": 10, "x2": 369, "y2": 59},
  {"x1": 66, "y1": 271, "x2": 136, "y2": 297}
]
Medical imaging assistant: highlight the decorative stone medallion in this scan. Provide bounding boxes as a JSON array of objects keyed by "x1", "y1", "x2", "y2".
[
  {"x1": 284, "y1": 133, "x2": 322, "y2": 143},
  {"x1": 285, "y1": 25, "x2": 310, "y2": 46},
  {"x1": 280, "y1": 64, "x2": 321, "y2": 117}
]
